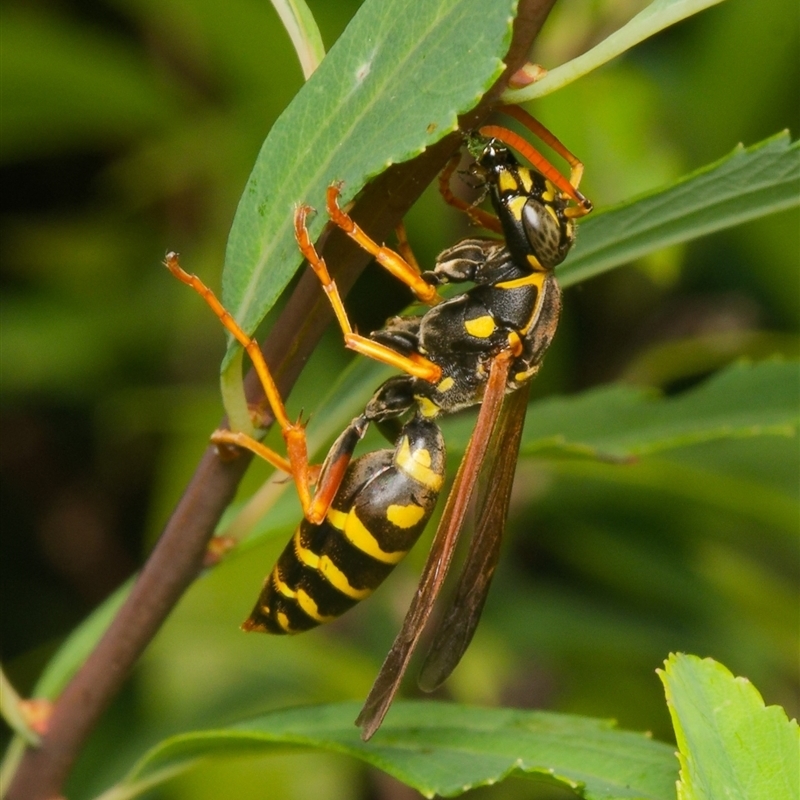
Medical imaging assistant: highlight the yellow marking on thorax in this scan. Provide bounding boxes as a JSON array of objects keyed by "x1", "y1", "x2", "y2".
[
  {"x1": 293, "y1": 528, "x2": 319, "y2": 569},
  {"x1": 296, "y1": 589, "x2": 337, "y2": 623},
  {"x1": 526, "y1": 253, "x2": 544, "y2": 271},
  {"x1": 506, "y1": 195, "x2": 527, "y2": 221},
  {"x1": 396, "y1": 437, "x2": 443, "y2": 490},
  {"x1": 386, "y1": 503, "x2": 426, "y2": 529},
  {"x1": 343, "y1": 509, "x2": 407, "y2": 564},
  {"x1": 437, "y1": 376, "x2": 455, "y2": 393},
  {"x1": 496, "y1": 272, "x2": 545, "y2": 290},
  {"x1": 541, "y1": 180, "x2": 556, "y2": 203},
  {"x1": 497, "y1": 170, "x2": 518, "y2": 194},
  {"x1": 495, "y1": 274, "x2": 548, "y2": 340},
  {"x1": 319, "y1": 555, "x2": 373, "y2": 599},
  {"x1": 521, "y1": 274, "x2": 549, "y2": 335},
  {"x1": 465, "y1": 315, "x2": 496, "y2": 338}
]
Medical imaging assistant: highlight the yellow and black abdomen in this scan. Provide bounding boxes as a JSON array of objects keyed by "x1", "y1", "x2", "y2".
[{"x1": 243, "y1": 416, "x2": 445, "y2": 635}]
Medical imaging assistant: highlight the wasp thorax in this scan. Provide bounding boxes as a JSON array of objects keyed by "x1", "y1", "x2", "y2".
[{"x1": 522, "y1": 197, "x2": 573, "y2": 269}]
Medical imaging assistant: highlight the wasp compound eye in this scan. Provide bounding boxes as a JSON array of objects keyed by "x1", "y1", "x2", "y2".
[{"x1": 521, "y1": 198, "x2": 571, "y2": 269}]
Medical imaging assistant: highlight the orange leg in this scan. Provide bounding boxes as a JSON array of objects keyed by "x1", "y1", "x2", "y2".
[
  {"x1": 324, "y1": 184, "x2": 440, "y2": 306},
  {"x1": 164, "y1": 253, "x2": 323, "y2": 520},
  {"x1": 209, "y1": 429, "x2": 293, "y2": 473},
  {"x1": 497, "y1": 105, "x2": 586, "y2": 189},
  {"x1": 438, "y1": 152, "x2": 503, "y2": 234},
  {"x1": 166, "y1": 252, "x2": 428, "y2": 525},
  {"x1": 294, "y1": 208, "x2": 442, "y2": 384},
  {"x1": 210, "y1": 429, "x2": 347, "y2": 525},
  {"x1": 394, "y1": 221, "x2": 422, "y2": 274}
]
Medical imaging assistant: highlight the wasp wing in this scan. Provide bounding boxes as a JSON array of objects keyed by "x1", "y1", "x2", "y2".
[
  {"x1": 355, "y1": 350, "x2": 514, "y2": 740},
  {"x1": 417, "y1": 381, "x2": 529, "y2": 692}
]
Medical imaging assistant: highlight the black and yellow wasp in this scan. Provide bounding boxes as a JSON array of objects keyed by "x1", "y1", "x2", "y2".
[{"x1": 165, "y1": 105, "x2": 592, "y2": 739}]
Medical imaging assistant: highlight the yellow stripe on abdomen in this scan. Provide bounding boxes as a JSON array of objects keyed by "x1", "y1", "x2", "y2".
[
  {"x1": 343, "y1": 510, "x2": 407, "y2": 565},
  {"x1": 396, "y1": 437, "x2": 444, "y2": 490},
  {"x1": 386, "y1": 503, "x2": 425, "y2": 529},
  {"x1": 296, "y1": 589, "x2": 338, "y2": 623},
  {"x1": 319, "y1": 555, "x2": 373, "y2": 600},
  {"x1": 293, "y1": 527, "x2": 319, "y2": 569}
]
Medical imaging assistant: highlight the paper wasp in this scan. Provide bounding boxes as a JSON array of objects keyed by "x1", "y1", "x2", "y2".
[{"x1": 165, "y1": 104, "x2": 591, "y2": 739}]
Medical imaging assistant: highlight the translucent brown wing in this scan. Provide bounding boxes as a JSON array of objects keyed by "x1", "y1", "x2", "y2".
[
  {"x1": 417, "y1": 381, "x2": 529, "y2": 692},
  {"x1": 355, "y1": 350, "x2": 515, "y2": 740}
]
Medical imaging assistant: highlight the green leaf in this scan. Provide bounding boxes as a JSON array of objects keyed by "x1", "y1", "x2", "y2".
[
  {"x1": 559, "y1": 133, "x2": 800, "y2": 287},
  {"x1": 441, "y1": 360, "x2": 799, "y2": 461},
  {"x1": 115, "y1": 702, "x2": 678, "y2": 800},
  {"x1": 269, "y1": 0, "x2": 326, "y2": 80},
  {"x1": 0, "y1": 8, "x2": 175, "y2": 161},
  {"x1": 223, "y1": 353, "x2": 798, "y2": 550},
  {"x1": 504, "y1": 0, "x2": 729, "y2": 104},
  {"x1": 659, "y1": 654, "x2": 800, "y2": 800},
  {"x1": 222, "y1": 0, "x2": 517, "y2": 351}
]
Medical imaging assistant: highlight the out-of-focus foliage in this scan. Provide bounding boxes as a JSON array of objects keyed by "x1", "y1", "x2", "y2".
[{"x1": 1, "y1": 0, "x2": 797, "y2": 799}]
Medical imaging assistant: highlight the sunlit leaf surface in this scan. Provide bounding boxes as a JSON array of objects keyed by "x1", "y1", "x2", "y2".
[
  {"x1": 660, "y1": 654, "x2": 800, "y2": 800},
  {"x1": 119, "y1": 702, "x2": 677, "y2": 800}
]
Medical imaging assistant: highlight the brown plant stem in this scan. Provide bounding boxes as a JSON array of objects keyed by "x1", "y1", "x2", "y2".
[{"x1": 6, "y1": 2, "x2": 555, "y2": 797}]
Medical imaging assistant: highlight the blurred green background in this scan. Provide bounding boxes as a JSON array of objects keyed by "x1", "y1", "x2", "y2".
[{"x1": 1, "y1": 0, "x2": 798, "y2": 798}]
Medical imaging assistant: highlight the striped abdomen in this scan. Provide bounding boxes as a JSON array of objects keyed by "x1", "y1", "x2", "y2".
[{"x1": 243, "y1": 416, "x2": 445, "y2": 635}]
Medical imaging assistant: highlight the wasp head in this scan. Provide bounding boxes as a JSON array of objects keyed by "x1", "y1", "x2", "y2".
[{"x1": 475, "y1": 140, "x2": 573, "y2": 270}]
